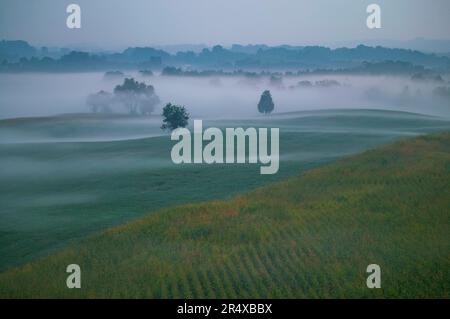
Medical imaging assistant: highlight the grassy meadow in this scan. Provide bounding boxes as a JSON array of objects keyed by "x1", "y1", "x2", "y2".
[
  {"x1": 1, "y1": 109, "x2": 449, "y2": 273},
  {"x1": 0, "y1": 132, "x2": 449, "y2": 298}
]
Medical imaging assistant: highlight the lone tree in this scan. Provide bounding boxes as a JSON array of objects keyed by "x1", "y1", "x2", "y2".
[
  {"x1": 161, "y1": 103, "x2": 189, "y2": 131},
  {"x1": 257, "y1": 90, "x2": 274, "y2": 114},
  {"x1": 114, "y1": 78, "x2": 160, "y2": 115}
]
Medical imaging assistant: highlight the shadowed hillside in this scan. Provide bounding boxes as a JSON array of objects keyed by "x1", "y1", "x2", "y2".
[{"x1": 1, "y1": 132, "x2": 449, "y2": 298}]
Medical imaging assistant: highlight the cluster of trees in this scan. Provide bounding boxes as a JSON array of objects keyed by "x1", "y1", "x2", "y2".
[
  {"x1": 161, "y1": 66, "x2": 267, "y2": 78},
  {"x1": 86, "y1": 80, "x2": 275, "y2": 127},
  {"x1": 87, "y1": 78, "x2": 160, "y2": 115}
]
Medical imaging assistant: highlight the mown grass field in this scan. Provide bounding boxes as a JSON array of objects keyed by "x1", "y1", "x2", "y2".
[{"x1": 0, "y1": 132, "x2": 449, "y2": 298}]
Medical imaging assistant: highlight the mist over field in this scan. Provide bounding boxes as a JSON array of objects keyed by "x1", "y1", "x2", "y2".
[
  {"x1": 1, "y1": 72, "x2": 449, "y2": 122},
  {"x1": 1, "y1": 0, "x2": 450, "y2": 300},
  {"x1": 2, "y1": 66, "x2": 449, "y2": 281}
]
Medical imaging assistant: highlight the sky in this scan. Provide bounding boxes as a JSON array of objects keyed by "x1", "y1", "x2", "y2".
[{"x1": 0, "y1": 0, "x2": 450, "y2": 49}]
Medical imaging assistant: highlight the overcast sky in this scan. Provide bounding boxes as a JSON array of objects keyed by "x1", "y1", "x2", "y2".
[{"x1": 1, "y1": 0, "x2": 449, "y2": 49}]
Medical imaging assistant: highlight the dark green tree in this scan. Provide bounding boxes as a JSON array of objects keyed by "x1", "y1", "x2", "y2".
[
  {"x1": 257, "y1": 90, "x2": 275, "y2": 114},
  {"x1": 161, "y1": 103, "x2": 189, "y2": 131}
]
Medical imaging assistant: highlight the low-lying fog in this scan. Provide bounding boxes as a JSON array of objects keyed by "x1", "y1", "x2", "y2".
[{"x1": 0, "y1": 72, "x2": 449, "y2": 120}]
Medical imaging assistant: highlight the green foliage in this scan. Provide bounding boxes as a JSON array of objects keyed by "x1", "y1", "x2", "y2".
[
  {"x1": 161, "y1": 103, "x2": 190, "y2": 131},
  {"x1": 257, "y1": 90, "x2": 274, "y2": 114},
  {"x1": 0, "y1": 132, "x2": 449, "y2": 298}
]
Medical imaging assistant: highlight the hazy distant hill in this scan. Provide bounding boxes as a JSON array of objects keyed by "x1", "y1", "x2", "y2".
[{"x1": 1, "y1": 40, "x2": 450, "y2": 72}]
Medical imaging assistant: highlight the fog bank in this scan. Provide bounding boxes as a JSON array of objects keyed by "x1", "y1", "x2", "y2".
[{"x1": 0, "y1": 72, "x2": 449, "y2": 120}]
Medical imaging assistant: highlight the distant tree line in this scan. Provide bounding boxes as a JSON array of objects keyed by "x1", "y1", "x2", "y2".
[
  {"x1": 1, "y1": 39, "x2": 450, "y2": 72},
  {"x1": 161, "y1": 66, "x2": 266, "y2": 78},
  {"x1": 158, "y1": 61, "x2": 446, "y2": 79}
]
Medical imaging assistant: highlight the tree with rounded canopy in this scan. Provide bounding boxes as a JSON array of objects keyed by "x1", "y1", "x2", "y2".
[
  {"x1": 257, "y1": 90, "x2": 274, "y2": 114},
  {"x1": 114, "y1": 78, "x2": 160, "y2": 115},
  {"x1": 161, "y1": 103, "x2": 190, "y2": 131}
]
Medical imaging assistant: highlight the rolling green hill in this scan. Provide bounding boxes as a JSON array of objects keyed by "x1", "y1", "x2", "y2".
[
  {"x1": 1, "y1": 132, "x2": 449, "y2": 298},
  {"x1": 2, "y1": 109, "x2": 449, "y2": 272}
]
